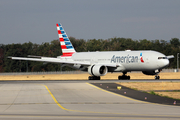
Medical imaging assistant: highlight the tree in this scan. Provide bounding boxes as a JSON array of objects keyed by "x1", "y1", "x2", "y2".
[
  {"x1": 0, "y1": 44, "x2": 5, "y2": 72},
  {"x1": 1, "y1": 36, "x2": 180, "y2": 72},
  {"x1": 170, "y1": 38, "x2": 180, "y2": 48}
]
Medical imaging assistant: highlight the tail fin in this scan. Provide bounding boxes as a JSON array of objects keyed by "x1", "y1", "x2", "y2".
[{"x1": 56, "y1": 23, "x2": 76, "y2": 57}]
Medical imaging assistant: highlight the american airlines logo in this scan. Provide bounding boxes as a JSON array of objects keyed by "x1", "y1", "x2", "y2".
[
  {"x1": 111, "y1": 55, "x2": 138, "y2": 63},
  {"x1": 140, "y1": 53, "x2": 144, "y2": 63}
]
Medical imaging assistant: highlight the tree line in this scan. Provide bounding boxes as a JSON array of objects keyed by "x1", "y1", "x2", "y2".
[{"x1": 0, "y1": 37, "x2": 180, "y2": 72}]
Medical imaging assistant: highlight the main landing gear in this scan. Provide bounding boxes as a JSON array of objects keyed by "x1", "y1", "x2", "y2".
[
  {"x1": 88, "y1": 76, "x2": 100, "y2": 80},
  {"x1": 118, "y1": 72, "x2": 130, "y2": 80},
  {"x1": 155, "y1": 75, "x2": 160, "y2": 80}
]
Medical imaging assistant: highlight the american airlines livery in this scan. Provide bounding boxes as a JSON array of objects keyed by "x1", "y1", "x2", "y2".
[{"x1": 9, "y1": 23, "x2": 174, "y2": 80}]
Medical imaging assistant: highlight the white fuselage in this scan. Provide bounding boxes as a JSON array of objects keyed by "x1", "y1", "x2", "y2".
[{"x1": 71, "y1": 50, "x2": 169, "y2": 72}]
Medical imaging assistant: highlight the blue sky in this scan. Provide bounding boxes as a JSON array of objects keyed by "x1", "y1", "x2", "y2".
[{"x1": 1, "y1": 0, "x2": 180, "y2": 44}]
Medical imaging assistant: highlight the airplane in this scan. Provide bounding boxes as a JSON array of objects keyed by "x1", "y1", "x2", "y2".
[{"x1": 9, "y1": 23, "x2": 174, "y2": 80}]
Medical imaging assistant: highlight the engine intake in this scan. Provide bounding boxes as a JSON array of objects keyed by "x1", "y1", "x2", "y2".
[{"x1": 88, "y1": 65, "x2": 108, "y2": 76}]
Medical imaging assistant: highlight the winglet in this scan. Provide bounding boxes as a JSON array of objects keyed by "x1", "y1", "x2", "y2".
[{"x1": 56, "y1": 23, "x2": 76, "y2": 57}]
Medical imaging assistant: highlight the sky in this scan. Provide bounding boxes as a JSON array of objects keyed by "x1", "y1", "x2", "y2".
[{"x1": 1, "y1": 0, "x2": 180, "y2": 44}]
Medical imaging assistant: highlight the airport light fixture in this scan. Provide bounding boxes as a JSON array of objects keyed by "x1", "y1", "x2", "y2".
[{"x1": 178, "y1": 53, "x2": 179, "y2": 72}]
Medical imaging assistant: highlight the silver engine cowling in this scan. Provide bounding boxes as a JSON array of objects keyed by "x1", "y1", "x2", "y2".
[
  {"x1": 88, "y1": 65, "x2": 108, "y2": 76},
  {"x1": 142, "y1": 69, "x2": 160, "y2": 75}
]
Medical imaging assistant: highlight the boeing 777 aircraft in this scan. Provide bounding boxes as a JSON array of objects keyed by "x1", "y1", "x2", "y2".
[{"x1": 9, "y1": 23, "x2": 174, "y2": 80}]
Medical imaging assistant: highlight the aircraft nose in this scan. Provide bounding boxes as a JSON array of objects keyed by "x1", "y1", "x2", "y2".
[{"x1": 163, "y1": 59, "x2": 169, "y2": 67}]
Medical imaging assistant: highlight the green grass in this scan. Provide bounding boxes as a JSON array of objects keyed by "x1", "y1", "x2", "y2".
[
  {"x1": 173, "y1": 90, "x2": 180, "y2": 92},
  {"x1": 149, "y1": 91, "x2": 159, "y2": 95},
  {"x1": 148, "y1": 91, "x2": 180, "y2": 101}
]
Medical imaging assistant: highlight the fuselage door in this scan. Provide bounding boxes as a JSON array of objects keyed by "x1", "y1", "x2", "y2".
[{"x1": 146, "y1": 56, "x2": 149, "y2": 63}]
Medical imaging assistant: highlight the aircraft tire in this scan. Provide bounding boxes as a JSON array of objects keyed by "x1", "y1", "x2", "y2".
[
  {"x1": 88, "y1": 76, "x2": 100, "y2": 80},
  {"x1": 88, "y1": 76, "x2": 92, "y2": 80},
  {"x1": 95, "y1": 76, "x2": 100, "y2": 80},
  {"x1": 155, "y1": 76, "x2": 160, "y2": 80},
  {"x1": 118, "y1": 76, "x2": 130, "y2": 80},
  {"x1": 118, "y1": 76, "x2": 122, "y2": 80}
]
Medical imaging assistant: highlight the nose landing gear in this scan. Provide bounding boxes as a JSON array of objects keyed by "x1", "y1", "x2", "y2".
[{"x1": 155, "y1": 75, "x2": 160, "y2": 80}]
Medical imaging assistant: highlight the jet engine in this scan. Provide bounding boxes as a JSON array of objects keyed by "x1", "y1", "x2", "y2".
[
  {"x1": 142, "y1": 69, "x2": 160, "y2": 75},
  {"x1": 88, "y1": 65, "x2": 108, "y2": 76}
]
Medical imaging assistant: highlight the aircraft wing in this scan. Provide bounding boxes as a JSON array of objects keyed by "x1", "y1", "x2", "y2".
[
  {"x1": 9, "y1": 56, "x2": 119, "y2": 67},
  {"x1": 9, "y1": 57, "x2": 90, "y2": 66}
]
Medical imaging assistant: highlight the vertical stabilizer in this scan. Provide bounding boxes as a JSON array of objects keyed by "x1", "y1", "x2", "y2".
[{"x1": 56, "y1": 23, "x2": 76, "y2": 57}]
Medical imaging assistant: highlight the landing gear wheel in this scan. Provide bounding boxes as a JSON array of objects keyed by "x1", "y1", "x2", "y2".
[
  {"x1": 118, "y1": 75, "x2": 130, "y2": 80},
  {"x1": 118, "y1": 72, "x2": 130, "y2": 80},
  {"x1": 155, "y1": 76, "x2": 160, "y2": 80},
  {"x1": 88, "y1": 76, "x2": 100, "y2": 80}
]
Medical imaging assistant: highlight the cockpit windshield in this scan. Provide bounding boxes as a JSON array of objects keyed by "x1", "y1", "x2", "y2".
[{"x1": 158, "y1": 57, "x2": 167, "y2": 59}]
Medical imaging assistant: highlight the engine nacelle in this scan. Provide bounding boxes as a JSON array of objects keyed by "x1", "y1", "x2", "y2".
[
  {"x1": 142, "y1": 70, "x2": 160, "y2": 75},
  {"x1": 88, "y1": 65, "x2": 108, "y2": 76}
]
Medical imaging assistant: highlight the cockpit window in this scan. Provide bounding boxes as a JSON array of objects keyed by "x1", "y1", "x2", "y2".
[{"x1": 158, "y1": 57, "x2": 167, "y2": 59}]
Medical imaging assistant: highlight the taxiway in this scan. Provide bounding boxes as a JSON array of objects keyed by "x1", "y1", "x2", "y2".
[{"x1": 0, "y1": 80, "x2": 179, "y2": 120}]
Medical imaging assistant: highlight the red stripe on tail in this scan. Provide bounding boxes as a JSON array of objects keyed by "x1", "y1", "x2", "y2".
[
  {"x1": 58, "y1": 30, "x2": 61, "y2": 34},
  {"x1": 59, "y1": 38, "x2": 64, "y2": 42},
  {"x1": 61, "y1": 52, "x2": 75, "y2": 57},
  {"x1": 61, "y1": 45, "x2": 67, "y2": 49}
]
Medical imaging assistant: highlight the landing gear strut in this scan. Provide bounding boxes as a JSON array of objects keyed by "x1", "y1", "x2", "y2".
[
  {"x1": 118, "y1": 72, "x2": 130, "y2": 80},
  {"x1": 88, "y1": 76, "x2": 100, "y2": 80},
  {"x1": 155, "y1": 75, "x2": 160, "y2": 80}
]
